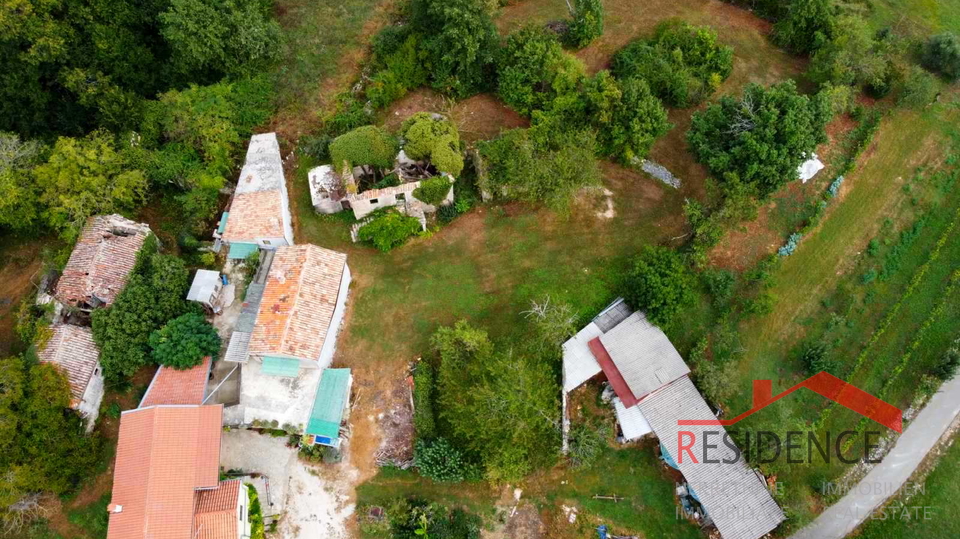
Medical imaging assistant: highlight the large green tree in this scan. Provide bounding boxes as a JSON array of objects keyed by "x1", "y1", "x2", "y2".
[
  {"x1": 687, "y1": 81, "x2": 830, "y2": 196},
  {"x1": 329, "y1": 125, "x2": 398, "y2": 175},
  {"x1": 0, "y1": 133, "x2": 43, "y2": 232},
  {"x1": 411, "y1": 0, "x2": 500, "y2": 97},
  {"x1": 773, "y1": 0, "x2": 836, "y2": 54},
  {"x1": 496, "y1": 26, "x2": 586, "y2": 116},
  {"x1": 159, "y1": 0, "x2": 281, "y2": 78},
  {"x1": 431, "y1": 320, "x2": 559, "y2": 482},
  {"x1": 581, "y1": 72, "x2": 670, "y2": 164},
  {"x1": 32, "y1": 130, "x2": 148, "y2": 240},
  {"x1": 150, "y1": 312, "x2": 221, "y2": 369},
  {"x1": 92, "y1": 250, "x2": 193, "y2": 380},
  {"x1": 0, "y1": 357, "x2": 100, "y2": 533},
  {"x1": 399, "y1": 113, "x2": 464, "y2": 176}
]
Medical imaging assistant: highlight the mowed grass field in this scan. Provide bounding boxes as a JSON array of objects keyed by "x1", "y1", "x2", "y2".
[{"x1": 868, "y1": 0, "x2": 960, "y2": 36}]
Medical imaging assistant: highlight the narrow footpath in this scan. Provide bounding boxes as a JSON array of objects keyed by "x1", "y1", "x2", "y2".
[{"x1": 791, "y1": 375, "x2": 960, "y2": 539}]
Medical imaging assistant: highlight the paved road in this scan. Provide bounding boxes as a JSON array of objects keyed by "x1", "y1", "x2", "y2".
[{"x1": 791, "y1": 375, "x2": 960, "y2": 539}]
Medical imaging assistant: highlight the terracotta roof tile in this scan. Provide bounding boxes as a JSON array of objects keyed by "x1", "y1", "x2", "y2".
[
  {"x1": 248, "y1": 245, "x2": 347, "y2": 361},
  {"x1": 55, "y1": 215, "x2": 150, "y2": 307},
  {"x1": 37, "y1": 324, "x2": 99, "y2": 404},
  {"x1": 194, "y1": 480, "x2": 242, "y2": 539},
  {"x1": 222, "y1": 191, "x2": 284, "y2": 242},
  {"x1": 140, "y1": 357, "x2": 212, "y2": 407},
  {"x1": 107, "y1": 405, "x2": 223, "y2": 539}
]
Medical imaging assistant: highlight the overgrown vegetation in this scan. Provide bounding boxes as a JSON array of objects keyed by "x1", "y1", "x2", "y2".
[
  {"x1": 622, "y1": 246, "x2": 695, "y2": 327},
  {"x1": 612, "y1": 20, "x2": 734, "y2": 107},
  {"x1": 357, "y1": 209, "x2": 423, "y2": 252},
  {"x1": 149, "y1": 312, "x2": 221, "y2": 370}
]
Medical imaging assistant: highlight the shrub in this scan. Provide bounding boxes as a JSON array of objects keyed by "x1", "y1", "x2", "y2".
[
  {"x1": 582, "y1": 73, "x2": 670, "y2": 163},
  {"x1": 922, "y1": 32, "x2": 960, "y2": 81},
  {"x1": 773, "y1": 0, "x2": 836, "y2": 54},
  {"x1": 687, "y1": 81, "x2": 830, "y2": 197},
  {"x1": 622, "y1": 246, "x2": 695, "y2": 327},
  {"x1": 800, "y1": 342, "x2": 839, "y2": 375},
  {"x1": 329, "y1": 125, "x2": 397, "y2": 172},
  {"x1": 368, "y1": 34, "x2": 430, "y2": 109},
  {"x1": 564, "y1": 0, "x2": 604, "y2": 49},
  {"x1": 808, "y1": 16, "x2": 891, "y2": 92},
  {"x1": 931, "y1": 341, "x2": 960, "y2": 380},
  {"x1": 357, "y1": 210, "x2": 422, "y2": 251},
  {"x1": 898, "y1": 66, "x2": 939, "y2": 108},
  {"x1": 612, "y1": 21, "x2": 733, "y2": 107},
  {"x1": 702, "y1": 268, "x2": 736, "y2": 308},
  {"x1": 568, "y1": 423, "x2": 609, "y2": 469},
  {"x1": 149, "y1": 312, "x2": 221, "y2": 369},
  {"x1": 413, "y1": 362, "x2": 437, "y2": 439},
  {"x1": 247, "y1": 484, "x2": 265, "y2": 539},
  {"x1": 478, "y1": 128, "x2": 600, "y2": 212},
  {"x1": 400, "y1": 113, "x2": 464, "y2": 176},
  {"x1": 413, "y1": 176, "x2": 452, "y2": 206},
  {"x1": 414, "y1": 438, "x2": 466, "y2": 482}
]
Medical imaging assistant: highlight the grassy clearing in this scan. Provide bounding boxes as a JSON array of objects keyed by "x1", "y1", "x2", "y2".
[
  {"x1": 854, "y1": 432, "x2": 960, "y2": 538},
  {"x1": 867, "y1": 0, "x2": 960, "y2": 36}
]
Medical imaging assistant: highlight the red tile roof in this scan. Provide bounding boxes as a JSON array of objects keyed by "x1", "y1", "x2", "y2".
[
  {"x1": 588, "y1": 337, "x2": 638, "y2": 407},
  {"x1": 194, "y1": 480, "x2": 242, "y2": 539},
  {"x1": 249, "y1": 244, "x2": 348, "y2": 361},
  {"x1": 55, "y1": 215, "x2": 150, "y2": 308},
  {"x1": 140, "y1": 357, "x2": 212, "y2": 407},
  {"x1": 108, "y1": 405, "x2": 223, "y2": 539},
  {"x1": 37, "y1": 324, "x2": 100, "y2": 406},
  {"x1": 222, "y1": 190, "x2": 285, "y2": 243}
]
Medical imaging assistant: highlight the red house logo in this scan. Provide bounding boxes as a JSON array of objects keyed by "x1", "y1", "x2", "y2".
[{"x1": 679, "y1": 371, "x2": 902, "y2": 433}]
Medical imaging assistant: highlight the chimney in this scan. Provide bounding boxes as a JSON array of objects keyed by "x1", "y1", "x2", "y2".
[
  {"x1": 753, "y1": 380, "x2": 773, "y2": 409},
  {"x1": 107, "y1": 504, "x2": 123, "y2": 514}
]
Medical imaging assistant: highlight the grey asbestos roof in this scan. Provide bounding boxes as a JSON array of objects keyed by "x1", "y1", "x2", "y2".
[
  {"x1": 638, "y1": 377, "x2": 785, "y2": 539},
  {"x1": 235, "y1": 133, "x2": 284, "y2": 194},
  {"x1": 599, "y1": 311, "x2": 689, "y2": 399},
  {"x1": 561, "y1": 298, "x2": 633, "y2": 393},
  {"x1": 593, "y1": 298, "x2": 633, "y2": 332}
]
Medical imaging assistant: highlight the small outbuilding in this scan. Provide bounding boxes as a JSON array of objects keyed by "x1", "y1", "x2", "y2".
[
  {"x1": 186, "y1": 270, "x2": 224, "y2": 313},
  {"x1": 305, "y1": 368, "x2": 353, "y2": 448}
]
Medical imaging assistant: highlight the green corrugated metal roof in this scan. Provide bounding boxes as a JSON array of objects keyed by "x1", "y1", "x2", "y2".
[
  {"x1": 306, "y1": 369, "x2": 351, "y2": 439},
  {"x1": 217, "y1": 212, "x2": 230, "y2": 234},
  {"x1": 227, "y1": 242, "x2": 258, "y2": 259},
  {"x1": 261, "y1": 356, "x2": 300, "y2": 377}
]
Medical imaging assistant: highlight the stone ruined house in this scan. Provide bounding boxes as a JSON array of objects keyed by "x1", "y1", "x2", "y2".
[
  {"x1": 307, "y1": 149, "x2": 455, "y2": 223},
  {"x1": 36, "y1": 324, "x2": 105, "y2": 432},
  {"x1": 53, "y1": 214, "x2": 151, "y2": 312},
  {"x1": 107, "y1": 359, "x2": 250, "y2": 539},
  {"x1": 222, "y1": 244, "x2": 351, "y2": 432},
  {"x1": 217, "y1": 133, "x2": 294, "y2": 260}
]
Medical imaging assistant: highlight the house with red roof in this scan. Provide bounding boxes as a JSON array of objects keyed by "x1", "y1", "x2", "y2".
[
  {"x1": 107, "y1": 360, "x2": 250, "y2": 539},
  {"x1": 37, "y1": 324, "x2": 104, "y2": 431}
]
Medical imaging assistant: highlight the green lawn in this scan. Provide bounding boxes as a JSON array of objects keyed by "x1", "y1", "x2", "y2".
[
  {"x1": 854, "y1": 433, "x2": 960, "y2": 538},
  {"x1": 867, "y1": 0, "x2": 960, "y2": 36}
]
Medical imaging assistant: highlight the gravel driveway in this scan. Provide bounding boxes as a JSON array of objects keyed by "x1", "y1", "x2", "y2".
[{"x1": 220, "y1": 429, "x2": 355, "y2": 538}]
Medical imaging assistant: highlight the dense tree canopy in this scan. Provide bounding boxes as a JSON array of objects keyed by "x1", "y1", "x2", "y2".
[
  {"x1": 92, "y1": 248, "x2": 194, "y2": 380},
  {"x1": 773, "y1": 0, "x2": 836, "y2": 54},
  {"x1": 496, "y1": 26, "x2": 586, "y2": 116},
  {"x1": 33, "y1": 131, "x2": 148, "y2": 240},
  {"x1": 411, "y1": 0, "x2": 499, "y2": 97},
  {"x1": 612, "y1": 21, "x2": 734, "y2": 107},
  {"x1": 808, "y1": 16, "x2": 893, "y2": 96},
  {"x1": 0, "y1": 134, "x2": 43, "y2": 232},
  {"x1": 0, "y1": 357, "x2": 100, "y2": 533},
  {"x1": 399, "y1": 113, "x2": 464, "y2": 176},
  {"x1": 149, "y1": 312, "x2": 221, "y2": 369},
  {"x1": 581, "y1": 73, "x2": 670, "y2": 164},
  {"x1": 0, "y1": 0, "x2": 280, "y2": 137},
  {"x1": 622, "y1": 246, "x2": 695, "y2": 328},
  {"x1": 688, "y1": 81, "x2": 830, "y2": 196},
  {"x1": 431, "y1": 320, "x2": 559, "y2": 483}
]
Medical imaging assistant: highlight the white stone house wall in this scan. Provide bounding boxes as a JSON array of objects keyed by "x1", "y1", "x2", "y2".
[
  {"x1": 237, "y1": 482, "x2": 251, "y2": 539},
  {"x1": 317, "y1": 264, "x2": 351, "y2": 369}
]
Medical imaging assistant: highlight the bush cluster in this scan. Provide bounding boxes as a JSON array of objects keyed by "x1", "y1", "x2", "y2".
[
  {"x1": 400, "y1": 113, "x2": 464, "y2": 176},
  {"x1": 622, "y1": 246, "x2": 695, "y2": 328},
  {"x1": 149, "y1": 312, "x2": 221, "y2": 370},
  {"x1": 413, "y1": 177, "x2": 453, "y2": 206},
  {"x1": 383, "y1": 498, "x2": 481, "y2": 539},
  {"x1": 414, "y1": 438, "x2": 466, "y2": 482},
  {"x1": 922, "y1": 32, "x2": 960, "y2": 81},
  {"x1": 329, "y1": 125, "x2": 398, "y2": 173},
  {"x1": 564, "y1": 0, "x2": 604, "y2": 49},
  {"x1": 357, "y1": 209, "x2": 423, "y2": 252},
  {"x1": 412, "y1": 362, "x2": 437, "y2": 439},
  {"x1": 612, "y1": 21, "x2": 734, "y2": 107}
]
